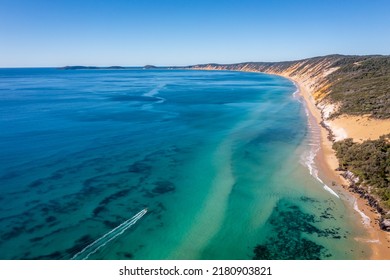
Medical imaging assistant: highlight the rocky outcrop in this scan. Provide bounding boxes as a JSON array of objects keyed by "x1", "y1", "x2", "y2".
[
  {"x1": 380, "y1": 209, "x2": 390, "y2": 232},
  {"x1": 380, "y1": 219, "x2": 390, "y2": 231},
  {"x1": 346, "y1": 181, "x2": 384, "y2": 215},
  {"x1": 342, "y1": 171, "x2": 390, "y2": 232},
  {"x1": 342, "y1": 171, "x2": 360, "y2": 184}
]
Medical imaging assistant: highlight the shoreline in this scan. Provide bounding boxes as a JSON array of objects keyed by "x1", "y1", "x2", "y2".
[
  {"x1": 187, "y1": 66, "x2": 390, "y2": 259},
  {"x1": 287, "y1": 76, "x2": 390, "y2": 260}
]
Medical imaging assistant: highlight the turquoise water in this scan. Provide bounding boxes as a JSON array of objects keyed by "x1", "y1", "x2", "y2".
[{"x1": 0, "y1": 68, "x2": 370, "y2": 259}]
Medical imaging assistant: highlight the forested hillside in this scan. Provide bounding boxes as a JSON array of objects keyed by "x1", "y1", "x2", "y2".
[{"x1": 187, "y1": 55, "x2": 390, "y2": 229}]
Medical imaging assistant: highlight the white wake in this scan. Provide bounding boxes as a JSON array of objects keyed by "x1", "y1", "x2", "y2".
[{"x1": 72, "y1": 208, "x2": 148, "y2": 260}]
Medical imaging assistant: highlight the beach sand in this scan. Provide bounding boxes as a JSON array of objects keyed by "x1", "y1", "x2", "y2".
[
  {"x1": 190, "y1": 66, "x2": 390, "y2": 259},
  {"x1": 292, "y1": 79, "x2": 390, "y2": 259},
  {"x1": 327, "y1": 114, "x2": 390, "y2": 143}
]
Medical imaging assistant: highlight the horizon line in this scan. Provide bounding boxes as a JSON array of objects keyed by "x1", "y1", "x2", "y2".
[{"x1": 1, "y1": 53, "x2": 388, "y2": 68}]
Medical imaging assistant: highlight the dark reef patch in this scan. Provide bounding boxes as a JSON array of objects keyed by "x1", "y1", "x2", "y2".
[
  {"x1": 1, "y1": 225, "x2": 26, "y2": 241},
  {"x1": 103, "y1": 220, "x2": 118, "y2": 228},
  {"x1": 319, "y1": 207, "x2": 336, "y2": 220},
  {"x1": 128, "y1": 161, "x2": 152, "y2": 174},
  {"x1": 65, "y1": 234, "x2": 96, "y2": 257},
  {"x1": 99, "y1": 189, "x2": 132, "y2": 206},
  {"x1": 0, "y1": 171, "x2": 19, "y2": 180},
  {"x1": 26, "y1": 224, "x2": 44, "y2": 234},
  {"x1": 93, "y1": 206, "x2": 108, "y2": 216},
  {"x1": 300, "y1": 196, "x2": 319, "y2": 203},
  {"x1": 49, "y1": 172, "x2": 63, "y2": 180},
  {"x1": 253, "y1": 238, "x2": 325, "y2": 260},
  {"x1": 45, "y1": 216, "x2": 57, "y2": 223},
  {"x1": 116, "y1": 251, "x2": 134, "y2": 259},
  {"x1": 152, "y1": 181, "x2": 175, "y2": 194},
  {"x1": 252, "y1": 199, "x2": 341, "y2": 260},
  {"x1": 29, "y1": 236, "x2": 44, "y2": 242},
  {"x1": 93, "y1": 188, "x2": 135, "y2": 217},
  {"x1": 123, "y1": 252, "x2": 134, "y2": 259},
  {"x1": 0, "y1": 147, "x2": 172, "y2": 258},
  {"x1": 29, "y1": 179, "x2": 44, "y2": 189},
  {"x1": 34, "y1": 251, "x2": 63, "y2": 260}
]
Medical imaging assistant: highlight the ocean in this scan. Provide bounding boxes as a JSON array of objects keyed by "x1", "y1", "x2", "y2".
[{"x1": 0, "y1": 68, "x2": 370, "y2": 259}]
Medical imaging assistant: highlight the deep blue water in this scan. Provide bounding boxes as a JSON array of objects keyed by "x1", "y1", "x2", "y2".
[{"x1": 0, "y1": 68, "x2": 369, "y2": 259}]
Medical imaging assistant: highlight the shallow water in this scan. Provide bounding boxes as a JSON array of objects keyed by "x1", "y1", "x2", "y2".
[{"x1": 0, "y1": 68, "x2": 370, "y2": 259}]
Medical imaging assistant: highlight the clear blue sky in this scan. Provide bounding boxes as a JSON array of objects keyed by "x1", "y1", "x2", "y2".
[{"x1": 1, "y1": 0, "x2": 389, "y2": 67}]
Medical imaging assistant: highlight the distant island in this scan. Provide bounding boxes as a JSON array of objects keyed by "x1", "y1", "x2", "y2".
[
  {"x1": 143, "y1": 65, "x2": 158, "y2": 69},
  {"x1": 59, "y1": 66, "x2": 129, "y2": 70},
  {"x1": 185, "y1": 54, "x2": 390, "y2": 233},
  {"x1": 59, "y1": 65, "x2": 160, "y2": 70}
]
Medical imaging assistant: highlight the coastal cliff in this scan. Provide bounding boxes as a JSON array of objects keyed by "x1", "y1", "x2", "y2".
[
  {"x1": 186, "y1": 55, "x2": 390, "y2": 231},
  {"x1": 188, "y1": 55, "x2": 390, "y2": 122}
]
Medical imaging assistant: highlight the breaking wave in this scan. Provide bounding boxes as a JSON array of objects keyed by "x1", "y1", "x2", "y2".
[{"x1": 300, "y1": 101, "x2": 339, "y2": 199}]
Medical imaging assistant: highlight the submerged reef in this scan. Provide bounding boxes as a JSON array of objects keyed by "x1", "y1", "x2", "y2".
[{"x1": 252, "y1": 199, "x2": 342, "y2": 260}]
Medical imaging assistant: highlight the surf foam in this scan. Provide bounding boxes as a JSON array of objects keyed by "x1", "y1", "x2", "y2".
[
  {"x1": 300, "y1": 100, "x2": 340, "y2": 199},
  {"x1": 353, "y1": 199, "x2": 371, "y2": 226},
  {"x1": 323, "y1": 185, "x2": 340, "y2": 198}
]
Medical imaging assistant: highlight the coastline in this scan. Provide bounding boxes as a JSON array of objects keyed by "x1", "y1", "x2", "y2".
[
  {"x1": 187, "y1": 66, "x2": 390, "y2": 259},
  {"x1": 287, "y1": 76, "x2": 390, "y2": 259}
]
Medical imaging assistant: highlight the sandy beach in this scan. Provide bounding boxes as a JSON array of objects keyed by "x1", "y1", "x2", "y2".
[
  {"x1": 189, "y1": 65, "x2": 390, "y2": 259},
  {"x1": 291, "y1": 78, "x2": 390, "y2": 259}
]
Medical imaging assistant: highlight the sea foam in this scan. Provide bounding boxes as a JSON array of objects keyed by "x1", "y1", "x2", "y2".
[
  {"x1": 323, "y1": 185, "x2": 340, "y2": 198},
  {"x1": 353, "y1": 199, "x2": 371, "y2": 226},
  {"x1": 300, "y1": 95, "x2": 340, "y2": 199}
]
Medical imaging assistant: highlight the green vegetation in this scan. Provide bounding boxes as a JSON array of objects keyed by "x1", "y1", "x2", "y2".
[
  {"x1": 189, "y1": 55, "x2": 390, "y2": 220},
  {"x1": 190, "y1": 54, "x2": 390, "y2": 119},
  {"x1": 326, "y1": 56, "x2": 390, "y2": 119},
  {"x1": 333, "y1": 134, "x2": 390, "y2": 209}
]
